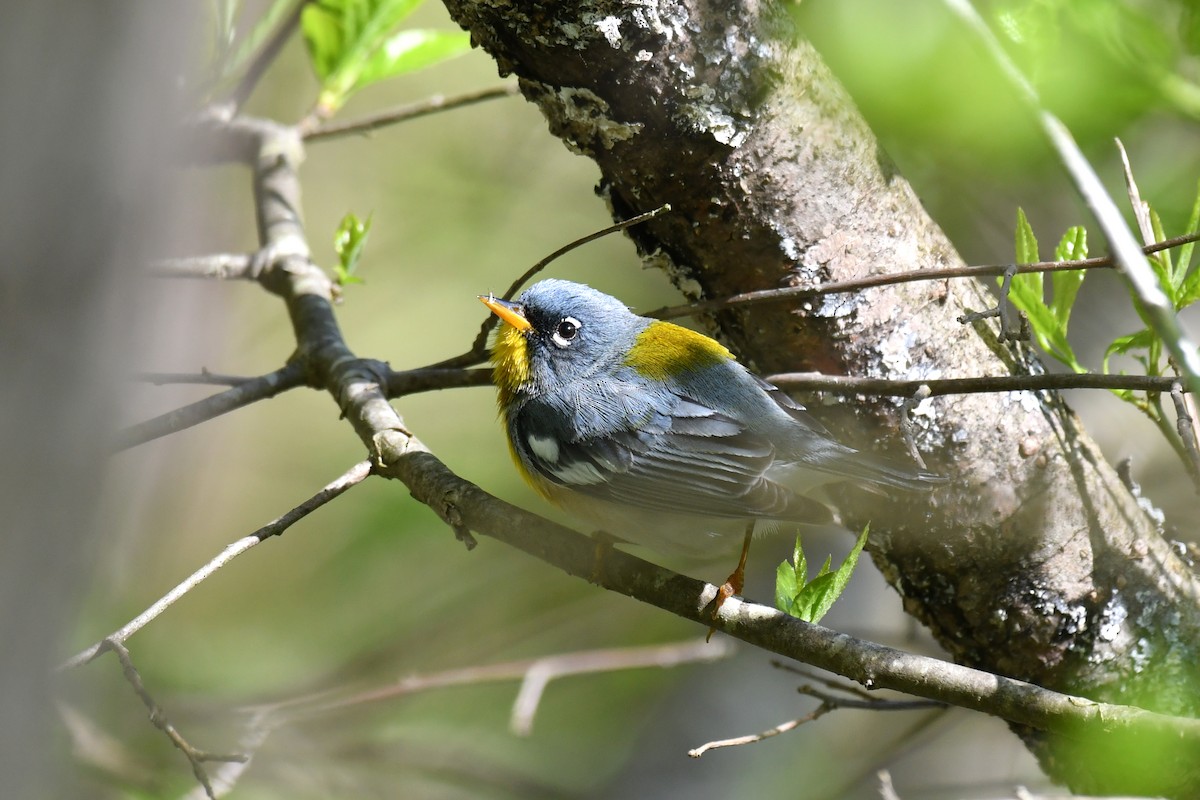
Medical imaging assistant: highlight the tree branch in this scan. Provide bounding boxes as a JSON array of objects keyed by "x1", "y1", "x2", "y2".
[
  {"x1": 302, "y1": 84, "x2": 520, "y2": 142},
  {"x1": 114, "y1": 361, "x2": 306, "y2": 451},
  {"x1": 103, "y1": 639, "x2": 247, "y2": 800},
  {"x1": 61, "y1": 460, "x2": 372, "y2": 670},
  {"x1": 766, "y1": 371, "x2": 1190, "y2": 398},
  {"x1": 149, "y1": 253, "x2": 256, "y2": 279}
]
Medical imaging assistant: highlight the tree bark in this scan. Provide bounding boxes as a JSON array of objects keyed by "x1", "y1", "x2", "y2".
[{"x1": 441, "y1": 0, "x2": 1200, "y2": 795}]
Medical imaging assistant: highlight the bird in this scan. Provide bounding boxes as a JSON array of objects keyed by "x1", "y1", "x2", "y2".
[{"x1": 480, "y1": 279, "x2": 938, "y2": 605}]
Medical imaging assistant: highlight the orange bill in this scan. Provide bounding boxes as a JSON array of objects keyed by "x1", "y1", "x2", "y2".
[{"x1": 479, "y1": 294, "x2": 533, "y2": 332}]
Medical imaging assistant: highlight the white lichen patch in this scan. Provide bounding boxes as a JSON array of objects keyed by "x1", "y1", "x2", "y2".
[
  {"x1": 876, "y1": 326, "x2": 914, "y2": 374},
  {"x1": 1097, "y1": 590, "x2": 1128, "y2": 642},
  {"x1": 595, "y1": 15, "x2": 622, "y2": 48},
  {"x1": 629, "y1": 0, "x2": 690, "y2": 43}
]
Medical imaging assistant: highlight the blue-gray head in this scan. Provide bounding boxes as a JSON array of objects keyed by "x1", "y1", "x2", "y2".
[{"x1": 482, "y1": 279, "x2": 649, "y2": 401}]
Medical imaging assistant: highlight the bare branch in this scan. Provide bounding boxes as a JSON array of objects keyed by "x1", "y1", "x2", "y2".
[
  {"x1": 688, "y1": 712, "x2": 822, "y2": 757},
  {"x1": 149, "y1": 253, "x2": 256, "y2": 279},
  {"x1": 114, "y1": 361, "x2": 306, "y2": 451},
  {"x1": 765, "y1": 371, "x2": 1190, "y2": 398},
  {"x1": 61, "y1": 461, "x2": 373, "y2": 670},
  {"x1": 383, "y1": 366, "x2": 493, "y2": 396},
  {"x1": 377, "y1": 443, "x2": 1200, "y2": 746},
  {"x1": 103, "y1": 639, "x2": 247, "y2": 800},
  {"x1": 302, "y1": 84, "x2": 521, "y2": 142}
]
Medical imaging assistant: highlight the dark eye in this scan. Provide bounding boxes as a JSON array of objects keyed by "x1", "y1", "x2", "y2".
[{"x1": 552, "y1": 316, "x2": 581, "y2": 347}]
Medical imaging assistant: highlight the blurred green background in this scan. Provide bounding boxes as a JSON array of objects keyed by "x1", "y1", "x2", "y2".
[{"x1": 66, "y1": 1, "x2": 1199, "y2": 798}]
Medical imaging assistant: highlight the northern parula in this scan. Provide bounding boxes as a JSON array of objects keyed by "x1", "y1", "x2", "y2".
[{"x1": 481, "y1": 279, "x2": 938, "y2": 557}]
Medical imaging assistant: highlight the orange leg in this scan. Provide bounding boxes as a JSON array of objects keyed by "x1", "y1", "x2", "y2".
[{"x1": 706, "y1": 521, "x2": 755, "y2": 641}]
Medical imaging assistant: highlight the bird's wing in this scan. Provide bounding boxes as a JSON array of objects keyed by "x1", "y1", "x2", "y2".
[{"x1": 511, "y1": 394, "x2": 831, "y2": 523}]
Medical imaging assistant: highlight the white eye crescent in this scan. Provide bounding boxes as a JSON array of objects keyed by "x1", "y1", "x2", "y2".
[{"x1": 551, "y1": 316, "x2": 581, "y2": 347}]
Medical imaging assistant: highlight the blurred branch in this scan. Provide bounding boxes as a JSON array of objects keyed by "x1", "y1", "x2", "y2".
[
  {"x1": 225, "y1": 0, "x2": 304, "y2": 113},
  {"x1": 61, "y1": 460, "x2": 373, "y2": 670},
  {"x1": 114, "y1": 361, "x2": 307, "y2": 451},
  {"x1": 102, "y1": 639, "x2": 247, "y2": 800},
  {"x1": 647, "y1": 231, "x2": 1200, "y2": 322},
  {"x1": 265, "y1": 637, "x2": 734, "y2": 735},
  {"x1": 302, "y1": 84, "x2": 521, "y2": 141},
  {"x1": 149, "y1": 253, "x2": 256, "y2": 279},
  {"x1": 134, "y1": 370, "x2": 260, "y2": 387}
]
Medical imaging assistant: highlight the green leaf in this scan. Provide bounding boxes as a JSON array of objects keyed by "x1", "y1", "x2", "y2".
[
  {"x1": 1103, "y1": 328, "x2": 1159, "y2": 401},
  {"x1": 358, "y1": 28, "x2": 471, "y2": 87},
  {"x1": 1015, "y1": 207, "x2": 1039, "y2": 264},
  {"x1": 1006, "y1": 212, "x2": 1085, "y2": 372},
  {"x1": 1175, "y1": 178, "x2": 1200, "y2": 306},
  {"x1": 775, "y1": 526, "x2": 869, "y2": 625},
  {"x1": 333, "y1": 211, "x2": 372, "y2": 286},
  {"x1": 1049, "y1": 226, "x2": 1086, "y2": 335},
  {"x1": 775, "y1": 561, "x2": 797, "y2": 615},
  {"x1": 1104, "y1": 328, "x2": 1157, "y2": 364},
  {"x1": 302, "y1": 0, "x2": 468, "y2": 115},
  {"x1": 1147, "y1": 207, "x2": 1175, "y2": 302}
]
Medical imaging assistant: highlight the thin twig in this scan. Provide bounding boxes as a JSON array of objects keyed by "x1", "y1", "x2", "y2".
[
  {"x1": 114, "y1": 361, "x2": 306, "y2": 451},
  {"x1": 1171, "y1": 382, "x2": 1200, "y2": 493},
  {"x1": 149, "y1": 253, "x2": 257, "y2": 279},
  {"x1": 796, "y1": 684, "x2": 945, "y2": 712},
  {"x1": 771, "y1": 660, "x2": 879, "y2": 701},
  {"x1": 302, "y1": 84, "x2": 521, "y2": 141},
  {"x1": 688, "y1": 709, "x2": 827, "y2": 757},
  {"x1": 383, "y1": 357, "x2": 1194, "y2": 402},
  {"x1": 61, "y1": 461, "x2": 373, "y2": 670},
  {"x1": 102, "y1": 639, "x2": 247, "y2": 800},
  {"x1": 134, "y1": 370, "x2": 259, "y2": 387},
  {"x1": 435, "y1": 204, "x2": 672, "y2": 369},
  {"x1": 957, "y1": 263, "x2": 1030, "y2": 341},
  {"x1": 765, "y1": 371, "x2": 1190, "y2": 397},
  {"x1": 646, "y1": 231, "x2": 1200, "y2": 321},
  {"x1": 689, "y1": 666, "x2": 943, "y2": 758},
  {"x1": 226, "y1": 1, "x2": 304, "y2": 112}
]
